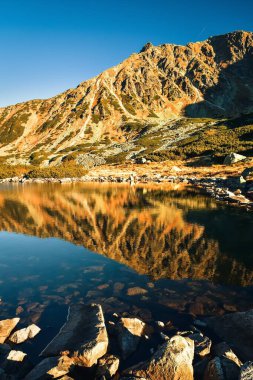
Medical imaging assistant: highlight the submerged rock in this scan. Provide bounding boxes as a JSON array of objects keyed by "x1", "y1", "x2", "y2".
[
  {"x1": 117, "y1": 317, "x2": 147, "y2": 358},
  {"x1": 127, "y1": 287, "x2": 147, "y2": 296},
  {"x1": 207, "y1": 309, "x2": 253, "y2": 361},
  {"x1": 124, "y1": 335, "x2": 194, "y2": 380},
  {"x1": 0, "y1": 318, "x2": 20, "y2": 344},
  {"x1": 41, "y1": 304, "x2": 108, "y2": 367},
  {"x1": 9, "y1": 324, "x2": 41, "y2": 344}
]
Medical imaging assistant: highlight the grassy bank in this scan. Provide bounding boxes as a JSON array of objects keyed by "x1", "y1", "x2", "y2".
[{"x1": 0, "y1": 163, "x2": 88, "y2": 179}]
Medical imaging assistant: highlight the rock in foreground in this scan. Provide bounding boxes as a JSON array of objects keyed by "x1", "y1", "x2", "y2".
[
  {"x1": 124, "y1": 335, "x2": 194, "y2": 380},
  {"x1": 117, "y1": 317, "x2": 147, "y2": 358},
  {"x1": 0, "y1": 318, "x2": 20, "y2": 344},
  {"x1": 41, "y1": 304, "x2": 108, "y2": 367},
  {"x1": 207, "y1": 309, "x2": 253, "y2": 361},
  {"x1": 9, "y1": 324, "x2": 41, "y2": 344},
  {"x1": 25, "y1": 356, "x2": 74, "y2": 380}
]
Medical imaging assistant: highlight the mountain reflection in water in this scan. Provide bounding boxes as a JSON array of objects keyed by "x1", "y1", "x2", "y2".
[{"x1": 0, "y1": 182, "x2": 252, "y2": 287}]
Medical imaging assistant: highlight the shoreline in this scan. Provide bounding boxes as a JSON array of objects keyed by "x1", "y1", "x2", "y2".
[{"x1": 0, "y1": 171, "x2": 252, "y2": 210}]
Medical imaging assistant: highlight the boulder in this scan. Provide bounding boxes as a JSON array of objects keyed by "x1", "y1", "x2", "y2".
[
  {"x1": 204, "y1": 356, "x2": 240, "y2": 380},
  {"x1": 223, "y1": 153, "x2": 246, "y2": 165},
  {"x1": 25, "y1": 356, "x2": 74, "y2": 380},
  {"x1": 0, "y1": 318, "x2": 20, "y2": 343},
  {"x1": 124, "y1": 335, "x2": 194, "y2": 380},
  {"x1": 41, "y1": 304, "x2": 108, "y2": 367},
  {"x1": 117, "y1": 317, "x2": 146, "y2": 358},
  {"x1": 96, "y1": 354, "x2": 119, "y2": 379},
  {"x1": 9, "y1": 324, "x2": 41, "y2": 344},
  {"x1": 239, "y1": 362, "x2": 253, "y2": 380},
  {"x1": 212, "y1": 342, "x2": 242, "y2": 366},
  {"x1": 207, "y1": 309, "x2": 253, "y2": 361}
]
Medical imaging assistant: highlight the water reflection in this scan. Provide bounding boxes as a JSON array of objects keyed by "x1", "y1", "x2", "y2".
[{"x1": 0, "y1": 182, "x2": 252, "y2": 286}]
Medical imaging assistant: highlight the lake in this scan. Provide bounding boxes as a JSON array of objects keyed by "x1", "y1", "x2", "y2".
[{"x1": 0, "y1": 182, "x2": 252, "y2": 361}]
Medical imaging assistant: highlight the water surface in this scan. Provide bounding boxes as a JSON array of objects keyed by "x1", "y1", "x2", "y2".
[{"x1": 0, "y1": 182, "x2": 252, "y2": 359}]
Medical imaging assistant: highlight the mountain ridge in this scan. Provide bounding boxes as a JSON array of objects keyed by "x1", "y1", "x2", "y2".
[{"x1": 0, "y1": 30, "x2": 253, "y2": 166}]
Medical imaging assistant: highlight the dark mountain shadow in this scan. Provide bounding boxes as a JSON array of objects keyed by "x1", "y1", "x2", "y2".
[{"x1": 185, "y1": 51, "x2": 253, "y2": 118}]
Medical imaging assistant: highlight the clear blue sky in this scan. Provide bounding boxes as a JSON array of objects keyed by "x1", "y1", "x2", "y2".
[{"x1": 0, "y1": 0, "x2": 252, "y2": 107}]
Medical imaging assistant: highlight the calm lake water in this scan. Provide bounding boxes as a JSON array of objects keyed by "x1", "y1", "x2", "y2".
[{"x1": 0, "y1": 182, "x2": 252, "y2": 360}]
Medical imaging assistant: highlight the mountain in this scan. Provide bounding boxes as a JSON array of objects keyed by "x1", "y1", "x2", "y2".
[{"x1": 0, "y1": 30, "x2": 253, "y2": 166}]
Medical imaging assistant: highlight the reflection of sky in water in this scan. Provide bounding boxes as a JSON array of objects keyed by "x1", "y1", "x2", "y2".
[{"x1": 0, "y1": 184, "x2": 252, "y2": 360}]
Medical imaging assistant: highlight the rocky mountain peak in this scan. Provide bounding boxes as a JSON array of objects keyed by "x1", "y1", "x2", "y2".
[{"x1": 0, "y1": 30, "x2": 252, "y2": 165}]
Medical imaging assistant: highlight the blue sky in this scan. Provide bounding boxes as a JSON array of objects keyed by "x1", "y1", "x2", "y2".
[{"x1": 0, "y1": 0, "x2": 252, "y2": 107}]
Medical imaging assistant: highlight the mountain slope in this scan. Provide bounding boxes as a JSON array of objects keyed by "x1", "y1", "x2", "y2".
[{"x1": 0, "y1": 30, "x2": 253, "y2": 166}]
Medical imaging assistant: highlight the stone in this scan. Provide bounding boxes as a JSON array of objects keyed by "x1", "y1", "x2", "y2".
[
  {"x1": 188, "y1": 332, "x2": 212, "y2": 357},
  {"x1": 16, "y1": 306, "x2": 24, "y2": 315},
  {"x1": 207, "y1": 309, "x2": 253, "y2": 361},
  {"x1": 9, "y1": 324, "x2": 41, "y2": 344},
  {"x1": 25, "y1": 356, "x2": 73, "y2": 380},
  {"x1": 127, "y1": 287, "x2": 147, "y2": 296},
  {"x1": 96, "y1": 354, "x2": 119, "y2": 379},
  {"x1": 155, "y1": 321, "x2": 165, "y2": 328},
  {"x1": 212, "y1": 342, "x2": 242, "y2": 367},
  {"x1": 41, "y1": 304, "x2": 108, "y2": 367},
  {"x1": 239, "y1": 362, "x2": 253, "y2": 380},
  {"x1": 2, "y1": 350, "x2": 32, "y2": 378},
  {"x1": 117, "y1": 317, "x2": 146, "y2": 358},
  {"x1": 124, "y1": 335, "x2": 194, "y2": 380},
  {"x1": 204, "y1": 356, "x2": 240, "y2": 380},
  {"x1": 223, "y1": 153, "x2": 246, "y2": 165},
  {"x1": 0, "y1": 318, "x2": 20, "y2": 343}
]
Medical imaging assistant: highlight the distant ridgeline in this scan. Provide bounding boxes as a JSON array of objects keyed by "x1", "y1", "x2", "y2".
[{"x1": 0, "y1": 30, "x2": 253, "y2": 167}]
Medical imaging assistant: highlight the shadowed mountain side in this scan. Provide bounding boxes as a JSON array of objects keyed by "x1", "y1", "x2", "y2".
[
  {"x1": 0, "y1": 183, "x2": 252, "y2": 286},
  {"x1": 185, "y1": 51, "x2": 253, "y2": 117}
]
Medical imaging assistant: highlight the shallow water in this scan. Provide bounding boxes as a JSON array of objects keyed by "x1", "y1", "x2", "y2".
[{"x1": 0, "y1": 182, "x2": 252, "y2": 360}]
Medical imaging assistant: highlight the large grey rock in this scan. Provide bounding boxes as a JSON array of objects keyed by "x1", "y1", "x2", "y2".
[
  {"x1": 117, "y1": 317, "x2": 146, "y2": 358},
  {"x1": 239, "y1": 362, "x2": 253, "y2": 380},
  {"x1": 9, "y1": 324, "x2": 41, "y2": 344},
  {"x1": 25, "y1": 356, "x2": 73, "y2": 380},
  {"x1": 207, "y1": 309, "x2": 253, "y2": 361},
  {"x1": 223, "y1": 153, "x2": 246, "y2": 165},
  {"x1": 124, "y1": 335, "x2": 194, "y2": 380},
  {"x1": 0, "y1": 318, "x2": 20, "y2": 343},
  {"x1": 204, "y1": 356, "x2": 240, "y2": 380},
  {"x1": 41, "y1": 304, "x2": 108, "y2": 367}
]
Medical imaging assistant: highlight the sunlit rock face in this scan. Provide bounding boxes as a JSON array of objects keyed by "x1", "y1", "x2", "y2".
[
  {"x1": 0, "y1": 31, "x2": 252, "y2": 163},
  {"x1": 0, "y1": 183, "x2": 252, "y2": 286}
]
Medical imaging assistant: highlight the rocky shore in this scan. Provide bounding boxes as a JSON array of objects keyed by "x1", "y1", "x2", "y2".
[
  {"x1": 0, "y1": 304, "x2": 252, "y2": 379},
  {"x1": 0, "y1": 164, "x2": 253, "y2": 210}
]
